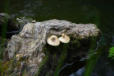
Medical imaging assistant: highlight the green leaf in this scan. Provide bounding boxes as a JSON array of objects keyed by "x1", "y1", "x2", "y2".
[{"x1": 109, "y1": 47, "x2": 114, "y2": 58}]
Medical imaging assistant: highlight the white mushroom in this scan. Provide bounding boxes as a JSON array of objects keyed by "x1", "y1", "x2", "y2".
[
  {"x1": 47, "y1": 35, "x2": 60, "y2": 46},
  {"x1": 32, "y1": 20, "x2": 36, "y2": 23},
  {"x1": 59, "y1": 33, "x2": 70, "y2": 43},
  {"x1": 16, "y1": 54, "x2": 23, "y2": 60}
]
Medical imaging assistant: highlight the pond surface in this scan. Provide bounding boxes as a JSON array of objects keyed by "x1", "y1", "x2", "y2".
[{"x1": 0, "y1": 0, "x2": 114, "y2": 76}]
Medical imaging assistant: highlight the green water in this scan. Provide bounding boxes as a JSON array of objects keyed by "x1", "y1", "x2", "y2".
[{"x1": 0, "y1": 0, "x2": 114, "y2": 76}]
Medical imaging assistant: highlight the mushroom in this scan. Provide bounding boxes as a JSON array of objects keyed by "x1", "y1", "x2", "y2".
[
  {"x1": 59, "y1": 33, "x2": 70, "y2": 43},
  {"x1": 47, "y1": 35, "x2": 60, "y2": 46},
  {"x1": 16, "y1": 54, "x2": 23, "y2": 60}
]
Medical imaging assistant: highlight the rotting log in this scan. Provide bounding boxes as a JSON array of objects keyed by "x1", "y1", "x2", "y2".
[{"x1": 3, "y1": 19, "x2": 100, "y2": 76}]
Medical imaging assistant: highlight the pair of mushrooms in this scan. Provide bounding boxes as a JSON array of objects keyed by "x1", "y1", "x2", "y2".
[{"x1": 47, "y1": 33, "x2": 70, "y2": 46}]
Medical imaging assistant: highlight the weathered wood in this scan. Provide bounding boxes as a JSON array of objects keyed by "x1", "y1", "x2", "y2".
[{"x1": 4, "y1": 19, "x2": 100, "y2": 76}]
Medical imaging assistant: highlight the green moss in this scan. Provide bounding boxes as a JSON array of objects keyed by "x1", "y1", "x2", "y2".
[{"x1": 0, "y1": 59, "x2": 15, "y2": 76}]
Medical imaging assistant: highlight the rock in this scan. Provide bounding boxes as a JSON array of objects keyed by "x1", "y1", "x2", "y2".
[{"x1": 4, "y1": 19, "x2": 100, "y2": 76}]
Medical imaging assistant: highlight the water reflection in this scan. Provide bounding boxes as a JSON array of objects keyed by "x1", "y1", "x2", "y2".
[{"x1": 70, "y1": 67, "x2": 85, "y2": 76}]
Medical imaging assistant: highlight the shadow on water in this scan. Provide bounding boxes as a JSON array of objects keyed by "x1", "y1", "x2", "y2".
[{"x1": 0, "y1": 0, "x2": 114, "y2": 76}]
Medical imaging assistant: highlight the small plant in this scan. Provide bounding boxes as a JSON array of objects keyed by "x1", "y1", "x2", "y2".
[{"x1": 108, "y1": 47, "x2": 114, "y2": 59}]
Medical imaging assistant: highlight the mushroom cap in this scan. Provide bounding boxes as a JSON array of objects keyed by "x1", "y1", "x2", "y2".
[
  {"x1": 59, "y1": 33, "x2": 70, "y2": 43},
  {"x1": 16, "y1": 54, "x2": 23, "y2": 60},
  {"x1": 47, "y1": 35, "x2": 60, "y2": 46}
]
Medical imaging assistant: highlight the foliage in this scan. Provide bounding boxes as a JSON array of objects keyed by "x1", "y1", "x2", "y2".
[
  {"x1": 108, "y1": 47, "x2": 114, "y2": 59},
  {"x1": 84, "y1": 36, "x2": 104, "y2": 76}
]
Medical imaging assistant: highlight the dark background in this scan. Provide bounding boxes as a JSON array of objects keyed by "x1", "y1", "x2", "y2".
[{"x1": 0, "y1": 0, "x2": 114, "y2": 76}]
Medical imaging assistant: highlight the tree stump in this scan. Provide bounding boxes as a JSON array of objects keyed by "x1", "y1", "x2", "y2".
[{"x1": 4, "y1": 19, "x2": 100, "y2": 76}]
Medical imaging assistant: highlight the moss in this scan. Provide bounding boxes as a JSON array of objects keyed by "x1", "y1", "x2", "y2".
[{"x1": 0, "y1": 59, "x2": 15, "y2": 76}]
